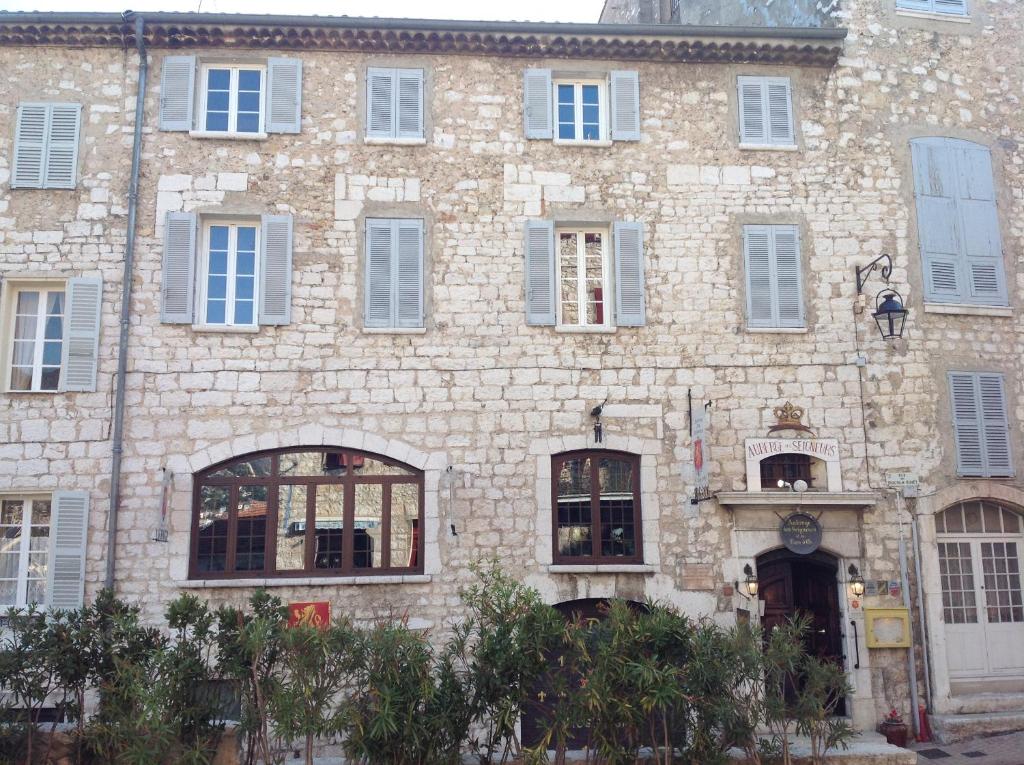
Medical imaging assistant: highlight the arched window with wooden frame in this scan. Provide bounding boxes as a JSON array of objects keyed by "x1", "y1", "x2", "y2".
[
  {"x1": 190, "y1": 448, "x2": 424, "y2": 579},
  {"x1": 551, "y1": 450, "x2": 642, "y2": 565}
]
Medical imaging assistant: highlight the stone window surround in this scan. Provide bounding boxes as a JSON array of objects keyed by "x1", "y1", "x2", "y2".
[
  {"x1": 0, "y1": 273, "x2": 71, "y2": 395},
  {"x1": 727, "y1": 69, "x2": 802, "y2": 152},
  {"x1": 357, "y1": 58, "x2": 433, "y2": 146}
]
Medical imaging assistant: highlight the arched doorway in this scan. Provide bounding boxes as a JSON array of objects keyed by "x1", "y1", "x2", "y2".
[{"x1": 757, "y1": 548, "x2": 846, "y2": 714}]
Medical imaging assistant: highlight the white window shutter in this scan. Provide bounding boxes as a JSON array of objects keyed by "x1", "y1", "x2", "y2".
[
  {"x1": 523, "y1": 68, "x2": 553, "y2": 140},
  {"x1": 366, "y1": 68, "x2": 395, "y2": 139},
  {"x1": 737, "y1": 77, "x2": 767, "y2": 144},
  {"x1": 12, "y1": 103, "x2": 48, "y2": 189},
  {"x1": 46, "y1": 491, "x2": 89, "y2": 610},
  {"x1": 744, "y1": 225, "x2": 774, "y2": 326},
  {"x1": 979, "y1": 374, "x2": 1013, "y2": 477},
  {"x1": 396, "y1": 220, "x2": 424, "y2": 328},
  {"x1": 43, "y1": 104, "x2": 82, "y2": 189},
  {"x1": 259, "y1": 214, "x2": 293, "y2": 325},
  {"x1": 159, "y1": 55, "x2": 196, "y2": 132},
  {"x1": 266, "y1": 57, "x2": 303, "y2": 134},
  {"x1": 60, "y1": 277, "x2": 103, "y2": 393},
  {"x1": 524, "y1": 220, "x2": 556, "y2": 325},
  {"x1": 609, "y1": 70, "x2": 641, "y2": 142},
  {"x1": 773, "y1": 226, "x2": 804, "y2": 327},
  {"x1": 614, "y1": 221, "x2": 645, "y2": 326},
  {"x1": 957, "y1": 144, "x2": 1007, "y2": 304},
  {"x1": 766, "y1": 80, "x2": 794, "y2": 145},
  {"x1": 950, "y1": 372, "x2": 985, "y2": 477},
  {"x1": 161, "y1": 211, "x2": 197, "y2": 324},
  {"x1": 396, "y1": 69, "x2": 424, "y2": 139},
  {"x1": 934, "y1": 0, "x2": 968, "y2": 15},
  {"x1": 365, "y1": 219, "x2": 394, "y2": 327}
]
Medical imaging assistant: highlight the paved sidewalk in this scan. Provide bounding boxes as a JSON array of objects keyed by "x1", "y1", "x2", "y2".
[{"x1": 910, "y1": 730, "x2": 1024, "y2": 764}]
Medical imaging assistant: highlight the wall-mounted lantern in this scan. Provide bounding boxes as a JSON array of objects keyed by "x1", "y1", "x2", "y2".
[
  {"x1": 736, "y1": 563, "x2": 759, "y2": 599},
  {"x1": 848, "y1": 564, "x2": 866, "y2": 597},
  {"x1": 855, "y1": 254, "x2": 909, "y2": 341}
]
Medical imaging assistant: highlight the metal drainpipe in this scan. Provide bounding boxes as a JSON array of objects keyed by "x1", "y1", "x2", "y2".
[{"x1": 105, "y1": 13, "x2": 146, "y2": 589}]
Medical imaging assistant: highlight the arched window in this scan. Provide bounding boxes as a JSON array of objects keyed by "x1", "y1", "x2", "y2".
[
  {"x1": 191, "y1": 448, "x2": 423, "y2": 579},
  {"x1": 551, "y1": 450, "x2": 642, "y2": 565},
  {"x1": 759, "y1": 453, "x2": 814, "y2": 489}
]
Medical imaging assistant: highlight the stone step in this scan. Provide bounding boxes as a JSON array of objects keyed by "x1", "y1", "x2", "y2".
[
  {"x1": 945, "y1": 691, "x2": 1024, "y2": 715},
  {"x1": 930, "y1": 709, "x2": 1024, "y2": 744}
]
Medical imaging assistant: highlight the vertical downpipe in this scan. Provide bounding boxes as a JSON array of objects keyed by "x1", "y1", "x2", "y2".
[{"x1": 105, "y1": 14, "x2": 147, "y2": 589}]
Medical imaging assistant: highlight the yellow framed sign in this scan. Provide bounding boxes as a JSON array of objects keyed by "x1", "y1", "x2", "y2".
[{"x1": 864, "y1": 608, "x2": 911, "y2": 648}]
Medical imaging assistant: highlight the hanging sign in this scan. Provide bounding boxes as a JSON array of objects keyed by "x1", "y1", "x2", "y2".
[
  {"x1": 779, "y1": 512, "x2": 823, "y2": 555},
  {"x1": 287, "y1": 601, "x2": 331, "y2": 629},
  {"x1": 692, "y1": 404, "x2": 711, "y2": 503},
  {"x1": 154, "y1": 468, "x2": 172, "y2": 543}
]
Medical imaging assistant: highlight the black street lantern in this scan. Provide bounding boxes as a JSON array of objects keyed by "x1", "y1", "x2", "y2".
[
  {"x1": 848, "y1": 564, "x2": 866, "y2": 597},
  {"x1": 872, "y1": 291, "x2": 909, "y2": 341}
]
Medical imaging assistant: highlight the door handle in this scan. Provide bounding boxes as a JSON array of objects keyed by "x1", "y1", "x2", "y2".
[{"x1": 850, "y1": 620, "x2": 860, "y2": 670}]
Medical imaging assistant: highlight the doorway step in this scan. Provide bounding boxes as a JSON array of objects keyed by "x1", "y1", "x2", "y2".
[{"x1": 930, "y1": 706, "x2": 1024, "y2": 744}]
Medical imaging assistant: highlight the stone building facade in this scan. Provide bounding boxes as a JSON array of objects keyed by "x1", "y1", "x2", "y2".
[{"x1": 1, "y1": 0, "x2": 1022, "y2": 743}]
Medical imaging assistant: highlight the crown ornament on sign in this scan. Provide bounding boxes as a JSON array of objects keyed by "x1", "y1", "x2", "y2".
[{"x1": 768, "y1": 401, "x2": 814, "y2": 435}]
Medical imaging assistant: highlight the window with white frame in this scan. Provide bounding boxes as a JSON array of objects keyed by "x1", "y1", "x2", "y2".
[
  {"x1": 201, "y1": 222, "x2": 260, "y2": 326},
  {"x1": 7, "y1": 288, "x2": 64, "y2": 392},
  {"x1": 200, "y1": 65, "x2": 265, "y2": 134},
  {"x1": 0, "y1": 497, "x2": 50, "y2": 608},
  {"x1": 555, "y1": 81, "x2": 607, "y2": 143},
  {"x1": 557, "y1": 228, "x2": 610, "y2": 327}
]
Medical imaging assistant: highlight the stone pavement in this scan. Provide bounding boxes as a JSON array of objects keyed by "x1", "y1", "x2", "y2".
[{"x1": 910, "y1": 730, "x2": 1024, "y2": 764}]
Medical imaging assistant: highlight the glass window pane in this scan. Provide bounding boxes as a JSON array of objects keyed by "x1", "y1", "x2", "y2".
[
  {"x1": 276, "y1": 485, "x2": 307, "y2": 571},
  {"x1": 234, "y1": 301, "x2": 254, "y2": 326},
  {"x1": 237, "y1": 91, "x2": 261, "y2": 113},
  {"x1": 207, "y1": 273, "x2": 227, "y2": 300},
  {"x1": 1, "y1": 500, "x2": 23, "y2": 526},
  {"x1": 208, "y1": 456, "x2": 272, "y2": 479},
  {"x1": 9, "y1": 367, "x2": 32, "y2": 391},
  {"x1": 206, "y1": 90, "x2": 230, "y2": 112},
  {"x1": 964, "y1": 503, "x2": 983, "y2": 533},
  {"x1": 44, "y1": 315, "x2": 63, "y2": 340},
  {"x1": 313, "y1": 485, "x2": 344, "y2": 570},
  {"x1": 353, "y1": 485, "x2": 383, "y2": 569},
  {"x1": 280, "y1": 451, "x2": 349, "y2": 477},
  {"x1": 944, "y1": 507, "x2": 965, "y2": 534},
  {"x1": 40, "y1": 367, "x2": 60, "y2": 391},
  {"x1": 42, "y1": 341, "x2": 61, "y2": 366},
  {"x1": 26, "y1": 579, "x2": 45, "y2": 605},
  {"x1": 390, "y1": 483, "x2": 419, "y2": 569},
  {"x1": 14, "y1": 314, "x2": 38, "y2": 340},
  {"x1": 207, "y1": 68, "x2": 230, "y2": 90},
  {"x1": 1005, "y1": 509, "x2": 1022, "y2": 534},
  {"x1": 196, "y1": 486, "x2": 229, "y2": 573},
  {"x1": 599, "y1": 457, "x2": 636, "y2": 558},
  {"x1": 982, "y1": 502, "x2": 1002, "y2": 533},
  {"x1": 234, "y1": 485, "x2": 267, "y2": 572},
  {"x1": 237, "y1": 228, "x2": 256, "y2": 254},
  {"x1": 0, "y1": 581, "x2": 16, "y2": 607},
  {"x1": 353, "y1": 457, "x2": 414, "y2": 477},
  {"x1": 209, "y1": 225, "x2": 229, "y2": 252},
  {"x1": 559, "y1": 232, "x2": 579, "y2": 325},
  {"x1": 236, "y1": 113, "x2": 260, "y2": 134},
  {"x1": 0, "y1": 553, "x2": 20, "y2": 579},
  {"x1": 235, "y1": 276, "x2": 255, "y2": 300},
  {"x1": 205, "y1": 111, "x2": 229, "y2": 132},
  {"x1": 206, "y1": 299, "x2": 226, "y2": 325},
  {"x1": 16, "y1": 291, "x2": 39, "y2": 315},
  {"x1": 584, "y1": 232, "x2": 604, "y2": 325},
  {"x1": 238, "y1": 69, "x2": 262, "y2": 91}
]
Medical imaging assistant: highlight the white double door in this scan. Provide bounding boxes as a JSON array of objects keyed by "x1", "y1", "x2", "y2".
[{"x1": 941, "y1": 537, "x2": 1024, "y2": 678}]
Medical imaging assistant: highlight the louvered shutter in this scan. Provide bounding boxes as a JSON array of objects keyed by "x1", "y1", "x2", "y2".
[
  {"x1": 614, "y1": 221, "x2": 645, "y2": 326},
  {"x1": 897, "y1": 0, "x2": 934, "y2": 9},
  {"x1": 12, "y1": 103, "x2": 47, "y2": 188},
  {"x1": 912, "y1": 139, "x2": 963, "y2": 301},
  {"x1": 744, "y1": 226, "x2": 774, "y2": 326},
  {"x1": 773, "y1": 226, "x2": 804, "y2": 327},
  {"x1": 60, "y1": 277, "x2": 102, "y2": 392},
  {"x1": 397, "y1": 69, "x2": 424, "y2": 139},
  {"x1": 159, "y1": 55, "x2": 196, "y2": 131},
  {"x1": 950, "y1": 372, "x2": 986, "y2": 476},
  {"x1": 396, "y1": 220, "x2": 424, "y2": 328},
  {"x1": 259, "y1": 214, "x2": 293, "y2": 325},
  {"x1": 161, "y1": 212, "x2": 197, "y2": 324},
  {"x1": 366, "y1": 68, "x2": 395, "y2": 139},
  {"x1": 266, "y1": 57, "x2": 303, "y2": 134},
  {"x1": 957, "y1": 144, "x2": 1006, "y2": 304},
  {"x1": 979, "y1": 374, "x2": 1013, "y2": 476},
  {"x1": 523, "y1": 68, "x2": 553, "y2": 140},
  {"x1": 524, "y1": 220, "x2": 556, "y2": 325},
  {"x1": 766, "y1": 80, "x2": 794, "y2": 145},
  {"x1": 738, "y1": 77, "x2": 766, "y2": 145},
  {"x1": 609, "y1": 70, "x2": 641, "y2": 142},
  {"x1": 738, "y1": 77, "x2": 793, "y2": 146},
  {"x1": 365, "y1": 219, "x2": 394, "y2": 327},
  {"x1": 43, "y1": 104, "x2": 82, "y2": 189},
  {"x1": 46, "y1": 491, "x2": 89, "y2": 610},
  {"x1": 934, "y1": 0, "x2": 968, "y2": 15},
  {"x1": 744, "y1": 225, "x2": 803, "y2": 328}
]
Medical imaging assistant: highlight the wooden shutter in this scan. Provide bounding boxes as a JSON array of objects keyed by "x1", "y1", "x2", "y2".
[
  {"x1": 43, "y1": 104, "x2": 82, "y2": 189},
  {"x1": 60, "y1": 277, "x2": 102, "y2": 393},
  {"x1": 396, "y1": 220, "x2": 424, "y2": 328},
  {"x1": 366, "y1": 68, "x2": 395, "y2": 139},
  {"x1": 738, "y1": 77, "x2": 767, "y2": 145},
  {"x1": 259, "y1": 214, "x2": 293, "y2": 325},
  {"x1": 897, "y1": 0, "x2": 934, "y2": 10},
  {"x1": 396, "y1": 69, "x2": 424, "y2": 139},
  {"x1": 12, "y1": 103, "x2": 48, "y2": 188},
  {"x1": 266, "y1": 57, "x2": 303, "y2": 134},
  {"x1": 609, "y1": 70, "x2": 641, "y2": 142},
  {"x1": 934, "y1": 0, "x2": 968, "y2": 14},
  {"x1": 744, "y1": 226, "x2": 775, "y2": 326},
  {"x1": 957, "y1": 143, "x2": 1007, "y2": 304},
  {"x1": 744, "y1": 225, "x2": 804, "y2": 328},
  {"x1": 161, "y1": 212, "x2": 197, "y2": 324},
  {"x1": 523, "y1": 68, "x2": 553, "y2": 140},
  {"x1": 523, "y1": 220, "x2": 556, "y2": 325},
  {"x1": 773, "y1": 226, "x2": 804, "y2": 326},
  {"x1": 738, "y1": 77, "x2": 793, "y2": 146},
  {"x1": 46, "y1": 491, "x2": 89, "y2": 610},
  {"x1": 159, "y1": 55, "x2": 196, "y2": 131},
  {"x1": 766, "y1": 80, "x2": 794, "y2": 145},
  {"x1": 979, "y1": 374, "x2": 1013, "y2": 476},
  {"x1": 950, "y1": 372, "x2": 985, "y2": 476},
  {"x1": 614, "y1": 221, "x2": 645, "y2": 326},
  {"x1": 365, "y1": 219, "x2": 394, "y2": 327}
]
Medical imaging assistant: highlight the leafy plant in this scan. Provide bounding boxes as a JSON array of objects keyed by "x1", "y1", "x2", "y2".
[{"x1": 0, "y1": 605, "x2": 57, "y2": 765}]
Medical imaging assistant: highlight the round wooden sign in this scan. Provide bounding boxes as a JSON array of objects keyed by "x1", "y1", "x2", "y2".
[{"x1": 779, "y1": 512, "x2": 823, "y2": 555}]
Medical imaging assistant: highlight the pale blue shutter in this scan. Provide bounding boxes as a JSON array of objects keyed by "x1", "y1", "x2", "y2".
[
  {"x1": 744, "y1": 226, "x2": 774, "y2": 326},
  {"x1": 934, "y1": 0, "x2": 968, "y2": 15},
  {"x1": 614, "y1": 221, "x2": 645, "y2": 326},
  {"x1": 43, "y1": 104, "x2": 81, "y2": 189},
  {"x1": 766, "y1": 80, "x2": 794, "y2": 145},
  {"x1": 950, "y1": 372, "x2": 986, "y2": 477},
  {"x1": 159, "y1": 55, "x2": 196, "y2": 131},
  {"x1": 957, "y1": 143, "x2": 1006, "y2": 304},
  {"x1": 737, "y1": 77, "x2": 766, "y2": 145},
  {"x1": 738, "y1": 77, "x2": 793, "y2": 146},
  {"x1": 523, "y1": 69, "x2": 553, "y2": 140},
  {"x1": 161, "y1": 212, "x2": 197, "y2": 324},
  {"x1": 12, "y1": 103, "x2": 47, "y2": 188},
  {"x1": 979, "y1": 373, "x2": 1013, "y2": 476},
  {"x1": 259, "y1": 214, "x2": 293, "y2": 325},
  {"x1": 396, "y1": 69, "x2": 424, "y2": 139},
  {"x1": 46, "y1": 491, "x2": 89, "y2": 610},
  {"x1": 366, "y1": 68, "x2": 395, "y2": 139},
  {"x1": 396, "y1": 220, "x2": 424, "y2": 328},
  {"x1": 744, "y1": 225, "x2": 803, "y2": 328},
  {"x1": 524, "y1": 220, "x2": 555, "y2": 325},
  {"x1": 773, "y1": 226, "x2": 804, "y2": 327},
  {"x1": 609, "y1": 71, "x2": 640, "y2": 142},
  {"x1": 897, "y1": 0, "x2": 934, "y2": 10},
  {"x1": 266, "y1": 57, "x2": 303, "y2": 134},
  {"x1": 60, "y1": 277, "x2": 102, "y2": 392},
  {"x1": 365, "y1": 219, "x2": 394, "y2": 327}
]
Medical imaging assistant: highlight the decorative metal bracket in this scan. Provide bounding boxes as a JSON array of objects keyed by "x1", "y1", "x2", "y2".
[{"x1": 855, "y1": 253, "x2": 892, "y2": 294}]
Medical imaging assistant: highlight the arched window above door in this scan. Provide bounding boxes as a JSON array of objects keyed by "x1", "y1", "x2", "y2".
[{"x1": 936, "y1": 500, "x2": 1023, "y2": 535}]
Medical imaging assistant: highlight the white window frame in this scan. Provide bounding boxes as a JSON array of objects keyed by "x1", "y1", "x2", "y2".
[
  {"x1": 555, "y1": 226, "x2": 613, "y2": 329},
  {"x1": 198, "y1": 220, "x2": 261, "y2": 328},
  {"x1": 552, "y1": 80, "x2": 609, "y2": 146},
  {"x1": 0, "y1": 496, "x2": 51, "y2": 609},
  {"x1": 198, "y1": 64, "x2": 266, "y2": 136},
  {"x1": 2, "y1": 280, "x2": 66, "y2": 393}
]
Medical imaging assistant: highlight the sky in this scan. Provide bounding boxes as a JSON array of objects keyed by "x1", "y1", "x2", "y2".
[{"x1": 3, "y1": 0, "x2": 606, "y2": 23}]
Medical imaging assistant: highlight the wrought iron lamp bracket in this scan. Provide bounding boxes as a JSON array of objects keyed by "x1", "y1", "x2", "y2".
[{"x1": 855, "y1": 253, "x2": 892, "y2": 294}]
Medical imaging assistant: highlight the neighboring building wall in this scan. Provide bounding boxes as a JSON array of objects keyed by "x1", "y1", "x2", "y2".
[{"x1": 600, "y1": 0, "x2": 841, "y2": 26}]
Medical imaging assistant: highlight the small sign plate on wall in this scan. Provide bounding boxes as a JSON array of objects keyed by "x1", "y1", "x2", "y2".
[
  {"x1": 864, "y1": 607, "x2": 911, "y2": 648},
  {"x1": 779, "y1": 512, "x2": 823, "y2": 555},
  {"x1": 288, "y1": 601, "x2": 331, "y2": 629}
]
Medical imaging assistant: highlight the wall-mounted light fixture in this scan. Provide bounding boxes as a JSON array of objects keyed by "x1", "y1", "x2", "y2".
[
  {"x1": 590, "y1": 399, "x2": 607, "y2": 443},
  {"x1": 855, "y1": 254, "x2": 909, "y2": 340},
  {"x1": 848, "y1": 564, "x2": 866, "y2": 597},
  {"x1": 735, "y1": 563, "x2": 759, "y2": 599}
]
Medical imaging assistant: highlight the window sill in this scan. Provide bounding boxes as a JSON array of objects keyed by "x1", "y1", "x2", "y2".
[
  {"x1": 548, "y1": 564, "x2": 656, "y2": 575},
  {"x1": 923, "y1": 303, "x2": 1011, "y2": 317},
  {"x1": 554, "y1": 325, "x2": 617, "y2": 334},
  {"x1": 739, "y1": 143, "x2": 799, "y2": 152},
  {"x1": 364, "y1": 136, "x2": 427, "y2": 146},
  {"x1": 192, "y1": 324, "x2": 261, "y2": 334},
  {"x1": 746, "y1": 326, "x2": 808, "y2": 334},
  {"x1": 895, "y1": 9, "x2": 970, "y2": 23},
  {"x1": 179, "y1": 574, "x2": 432, "y2": 588},
  {"x1": 189, "y1": 130, "x2": 268, "y2": 141},
  {"x1": 362, "y1": 326, "x2": 427, "y2": 334},
  {"x1": 552, "y1": 139, "x2": 613, "y2": 148}
]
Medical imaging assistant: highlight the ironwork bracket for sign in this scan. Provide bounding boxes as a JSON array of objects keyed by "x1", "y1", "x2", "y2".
[
  {"x1": 691, "y1": 487, "x2": 713, "y2": 505},
  {"x1": 855, "y1": 253, "x2": 892, "y2": 295}
]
